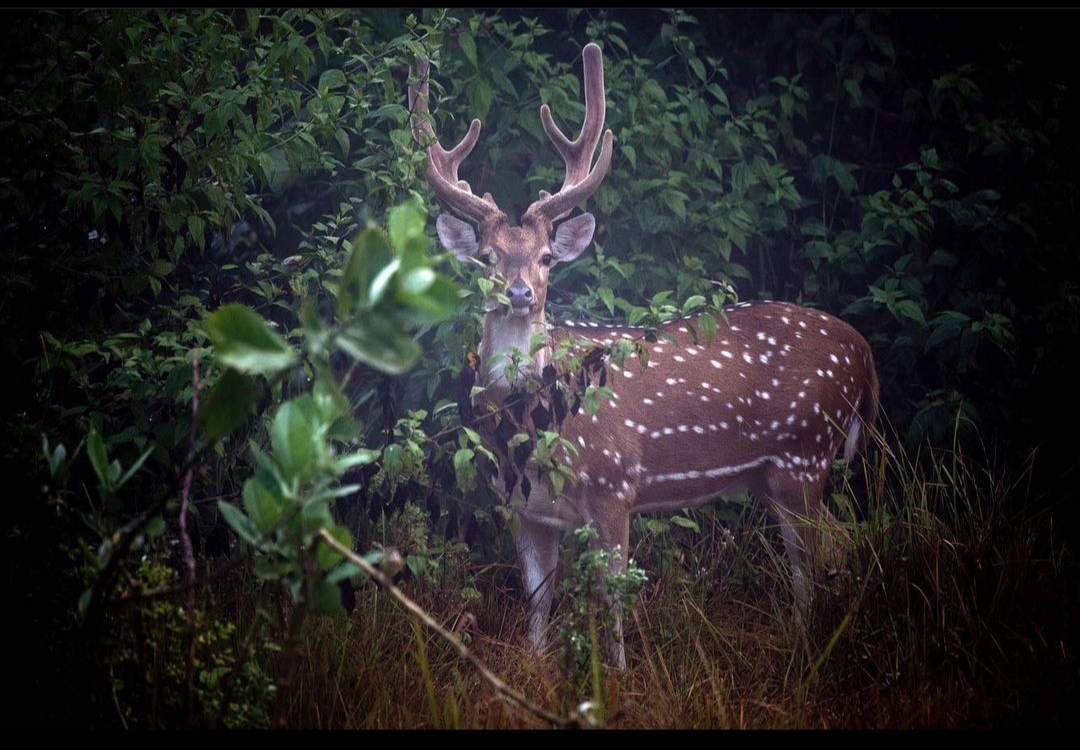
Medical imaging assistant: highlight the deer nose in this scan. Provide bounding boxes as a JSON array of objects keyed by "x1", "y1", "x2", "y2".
[{"x1": 506, "y1": 279, "x2": 533, "y2": 310}]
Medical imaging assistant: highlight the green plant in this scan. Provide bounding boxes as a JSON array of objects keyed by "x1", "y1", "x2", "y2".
[
  {"x1": 107, "y1": 558, "x2": 277, "y2": 729},
  {"x1": 558, "y1": 525, "x2": 647, "y2": 686}
]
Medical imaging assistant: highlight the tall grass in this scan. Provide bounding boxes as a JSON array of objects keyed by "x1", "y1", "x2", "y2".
[{"x1": 258, "y1": 432, "x2": 1076, "y2": 728}]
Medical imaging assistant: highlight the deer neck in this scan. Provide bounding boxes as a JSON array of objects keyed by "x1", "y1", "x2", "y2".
[{"x1": 477, "y1": 307, "x2": 551, "y2": 395}]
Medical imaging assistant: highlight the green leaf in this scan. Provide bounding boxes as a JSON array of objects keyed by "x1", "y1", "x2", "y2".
[
  {"x1": 87, "y1": 429, "x2": 109, "y2": 486},
  {"x1": 671, "y1": 515, "x2": 701, "y2": 533},
  {"x1": 644, "y1": 518, "x2": 670, "y2": 534},
  {"x1": 811, "y1": 154, "x2": 857, "y2": 197},
  {"x1": 198, "y1": 369, "x2": 263, "y2": 440},
  {"x1": 335, "y1": 318, "x2": 422, "y2": 375},
  {"x1": 317, "y1": 525, "x2": 353, "y2": 572},
  {"x1": 323, "y1": 449, "x2": 363, "y2": 477},
  {"x1": 242, "y1": 477, "x2": 285, "y2": 535},
  {"x1": 115, "y1": 447, "x2": 154, "y2": 490},
  {"x1": 661, "y1": 189, "x2": 687, "y2": 218},
  {"x1": 925, "y1": 320, "x2": 959, "y2": 349},
  {"x1": 454, "y1": 447, "x2": 477, "y2": 493},
  {"x1": 219, "y1": 500, "x2": 261, "y2": 547},
  {"x1": 895, "y1": 299, "x2": 926, "y2": 325},
  {"x1": 462, "y1": 426, "x2": 483, "y2": 446},
  {"x1": 309, "y1": 579, "x2": 343, "y2": 614},
  {"x1": 255, "y1": 559, "x2": 296, "y2": 582},
  {"x1": 43, "y1": 436, "x2": 67, "y2": 479},
  {"x1": 388, "y1": 198, "x2": 430, "y2": 266},
  {"x1": 188, "y1": 215, "x2": 206, "y2": 251},
  {"x1": 598, "y1": 286, "x2": 615, "y2": 316},
  {"x1": 706, "y1": 83, "x2": 729, "y2": 107},
  {"x1": 898, "y1": 217, "x2": 920, "y2": 240},
  {"x1": 368, "y1": 258, "x2": 401, "y2": 306},
  {"x1": 925, "y1": 311, "x2": 970, "y2": 350},
  {"x1": 549, "y1": 469, "x2": 565, "y2": 498},
  {"x1": 928, "y1": 249, "x2": 958, "y2": 267},
  {"x1": 843, "y1": 78, "x2": 865, "y2": 107},
  {"x1": 800, "y1": 217, "x2": 828, "y2": 238},
  {"x1": 406, "y1": 554, "x2": 427, "y2": 579},
  {"x1": 318, "y1": 68, "x2": 347, "y2": 92},
  {"x1": 205, "y1": 303, "x2": 297, "y2": 375},
  {"x1": 334, "y1": 128, "x2": 350, "y2": 158},
  {"x1": 682, "y1": 295, "x2": 706, "y2": 314},
  {"x1": 465, "y1": 79, "x2": 492, "y2": 122},
  {"x1": 459, "y1": 30, "x2": 478, "y2": 69},
  {"x1": 371, "y1": 103, "x2": 406, "y2": 122},
  {"x1": 698, "y1": 312, "x2": 718, "y2": 346},
  {"x1": 271, "y1": 399, "x2": 318, "y2": 483},
  {"x1": 145, "y1": 516, "x2": 166, "y2": 537},
  {"x1": 688, "y1": 56, "x2": 706, "y2": 83},
  {"x1": 337, "y1": 227, "x2": 394, "y2": 318},
  {"x1": 326, "y1": 562, "x2": 361, "y2": 585}
]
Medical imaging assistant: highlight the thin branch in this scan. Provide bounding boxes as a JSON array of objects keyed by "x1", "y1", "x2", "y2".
[
  {"x1": 317, "y1": 529, "x2": 574, "y2": 729},
  {"x1": 179, "y1": 349, "x2": 201, "y2": 728},
  {"x1": 81, "y1": 348, "x2": 280, "y2": 642},
  {"x1": 274, "y1": 551, "x2": 313, "y2": 729},
  {"x1": 110, "y1": 663, "x2": 130, "y2": 730}
]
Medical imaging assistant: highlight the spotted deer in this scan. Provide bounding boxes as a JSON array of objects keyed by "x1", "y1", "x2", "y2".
[{"x1": 409, "y1": 43, "x2": 879, "y2": 668}]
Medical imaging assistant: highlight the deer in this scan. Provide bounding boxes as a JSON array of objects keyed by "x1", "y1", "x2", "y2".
[{"x1": 408, "y1": 42, "x2": 880, "y2": 669}]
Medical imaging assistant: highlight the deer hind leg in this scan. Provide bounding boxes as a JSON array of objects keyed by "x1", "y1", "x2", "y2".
[
  {"x1": 763, "y1": 471, "x2": 849, "y2": 611},
  {"x1": 515, "y1": 514, "x2": 562, "y2": 655}
]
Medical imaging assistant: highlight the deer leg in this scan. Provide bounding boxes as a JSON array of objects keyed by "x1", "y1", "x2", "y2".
[
  {"x1": 589, "y1": 509, "x2": 632, "y2": 670},
  {"x1": 765, "y1": 477, "x2": 850, "y2": 613},
  {"x1": 515, "y1": 515, "x2": 562, "y2": 655},
  {"x1": 768, "y1": 501, "x2": 811, "y2": 610}
]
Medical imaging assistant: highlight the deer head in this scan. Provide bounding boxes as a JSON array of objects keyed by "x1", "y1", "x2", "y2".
[{"x1": 409, "y1": 43, "x2": 613, "y2": 388}]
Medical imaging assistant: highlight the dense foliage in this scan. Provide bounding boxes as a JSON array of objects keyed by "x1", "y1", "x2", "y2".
[{"x1": 3, "y1": 8, "x2": 1076, "y2": 727}]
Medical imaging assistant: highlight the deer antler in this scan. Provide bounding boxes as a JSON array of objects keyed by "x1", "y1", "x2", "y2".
[
  {"x1": 408, "y1": 56, "x2": 505, "y2": 225},
  {"x1": 523, "y1": 43, "x2": 614, "y2": 226}
]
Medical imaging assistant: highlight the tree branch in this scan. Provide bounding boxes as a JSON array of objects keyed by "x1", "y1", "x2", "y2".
[{"x1": 317, "y1": 529, "x2": 574, "y2": 729}]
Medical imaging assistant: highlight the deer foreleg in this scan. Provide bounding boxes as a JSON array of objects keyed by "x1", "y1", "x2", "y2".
[{"x1": 515, "y1": 515, "x2": 562, "y2": 654}]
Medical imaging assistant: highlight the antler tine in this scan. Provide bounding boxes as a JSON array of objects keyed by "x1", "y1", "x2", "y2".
[
  {"x1": 408, "y1": 55, "x2": 503, "y2": 225},
  {"x1": 524, "y1": 42, "x2": 614, "y2": 225}
]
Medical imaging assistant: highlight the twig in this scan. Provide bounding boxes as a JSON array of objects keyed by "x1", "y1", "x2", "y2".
[
  {"x1": 82, "y1": 438, "x2": 216, "y2": 639},
  {"x1": 274, "y1": 551, "x2": 313, "y2": 729},
  {"x1": 317, "y1": 529, "x2": 573, "y2": 728},
  {"x1": 338, "y1": 358, "x2": 364, "y2": 394},
  {"x1": 110, "y1": 663, "x2": 130, "y2": 730},
  {"x1": 80, "y1": 348, "x2": 291, "y2": 642},
  {"x1": 179, "y1": 349, "x2": 201, "y2": 728}
]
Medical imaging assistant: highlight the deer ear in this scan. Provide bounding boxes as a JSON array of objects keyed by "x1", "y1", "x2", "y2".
[
  {"x1": 436, "y1": 214, "x2": 479, "y2": 260},
  {"x1": 550, "y1": 213, "x2": 595, "y2": 263}
]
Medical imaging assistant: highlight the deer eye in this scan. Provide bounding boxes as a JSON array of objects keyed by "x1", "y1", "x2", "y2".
[
  {"x1": 479, "y1": 249, "x2": 494, "y2": 266},
  {"x1": 540, "y1": 253, "x2": 553, "y2": 267}
]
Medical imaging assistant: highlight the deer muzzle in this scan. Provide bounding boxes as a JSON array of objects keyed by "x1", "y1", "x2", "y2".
[{"x1": 506, "y1": 278, "x2": 535, "y2": 314}]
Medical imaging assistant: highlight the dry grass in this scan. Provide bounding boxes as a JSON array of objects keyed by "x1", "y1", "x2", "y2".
[{"x1": 263, "y1": 438, "x2": 1077, "y2": 729}]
